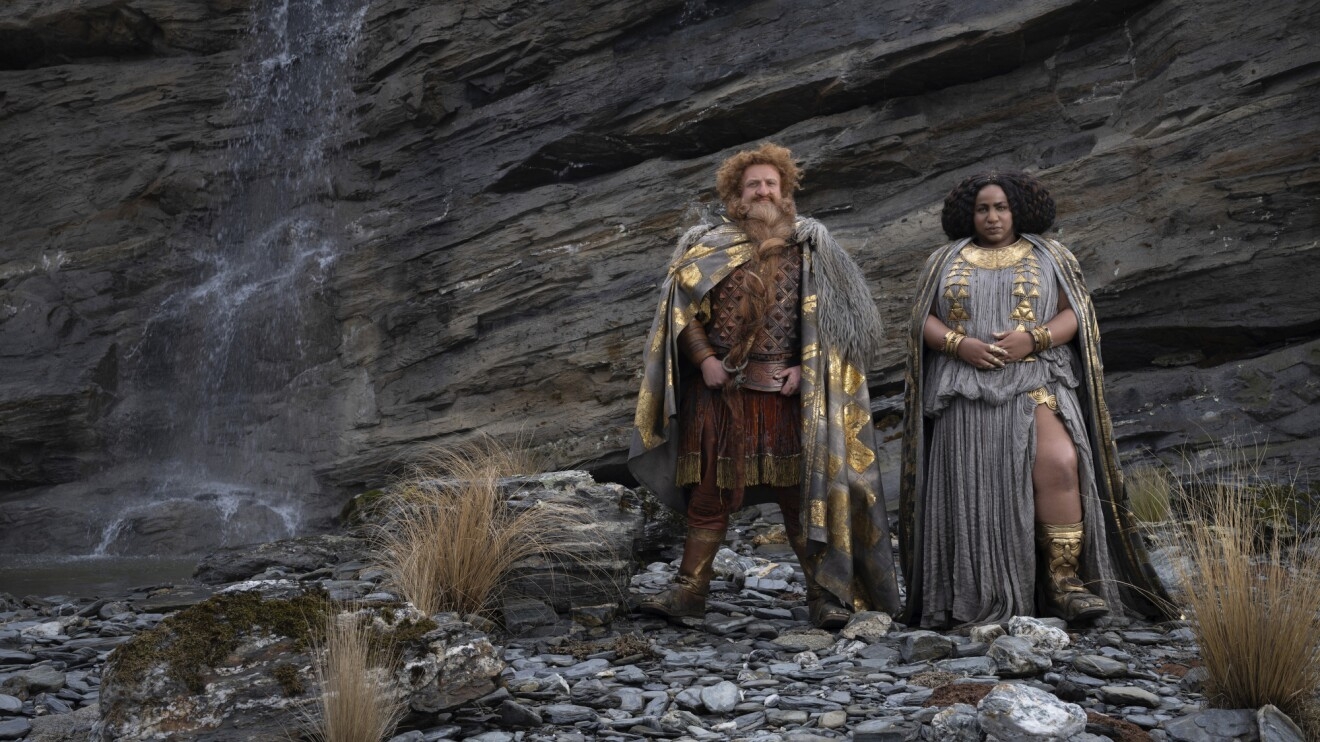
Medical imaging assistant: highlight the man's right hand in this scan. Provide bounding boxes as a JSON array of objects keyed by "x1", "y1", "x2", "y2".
[{"x1": 700, "y1": 356, "x2": 730, "y2": 388}]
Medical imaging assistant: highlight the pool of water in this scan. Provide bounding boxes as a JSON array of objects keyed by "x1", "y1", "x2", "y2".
[{"x1": 0, "y1": 555, "x2": 200, "y2": 600}]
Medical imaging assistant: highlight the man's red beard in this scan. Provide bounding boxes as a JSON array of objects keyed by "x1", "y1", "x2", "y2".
[
  {"x1": 730, "y1": 196, "x2": 797, "y2": 256},
  {"x1": 718, "y1": 194, "x2": 799, "y2": 374}
]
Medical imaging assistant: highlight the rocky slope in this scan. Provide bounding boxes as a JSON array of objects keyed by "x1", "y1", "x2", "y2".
[{"x1": 1, "y1": 0, "x2": 1317, "y2": 553}]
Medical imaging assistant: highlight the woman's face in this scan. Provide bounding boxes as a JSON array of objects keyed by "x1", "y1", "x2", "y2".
[{"x1": 973, "y1": 184, "x2": 1015, "y2": 248}]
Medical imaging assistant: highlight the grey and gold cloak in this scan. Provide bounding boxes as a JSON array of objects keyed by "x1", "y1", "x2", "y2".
[
  {"x1": 899, "y1": 234, "x2": 1171, "y2": 625},
  {"x1": 629, "y1": 217, "x2": 901, "y2": 615}
]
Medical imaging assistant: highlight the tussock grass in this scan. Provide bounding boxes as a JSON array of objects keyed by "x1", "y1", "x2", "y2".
[
  {"x1": 303, "y1": 609, "x2": 404, "y2": 742},
  {"x1": 373, "y1": 434, "x2": 581, "y2": 618},
  {"x1": 1125, "y1": 464, "x2": 1173, "y2": 523},
  {"x1": 1155, "y1": 446, "x2": 1320, "y2": 734}
]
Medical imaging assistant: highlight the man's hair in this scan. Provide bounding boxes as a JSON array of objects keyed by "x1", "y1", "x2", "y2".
[
  {"x1": 940, "y1": 170, "x2": 1056, "y2": 240},
  {"x1": 715, "y1": 142, "x2": 803, "y2": 206}
]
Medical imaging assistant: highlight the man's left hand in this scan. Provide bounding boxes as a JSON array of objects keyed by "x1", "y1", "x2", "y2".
[{"x1": 775, "y1": 366, "x2": 802, "y2": 396}]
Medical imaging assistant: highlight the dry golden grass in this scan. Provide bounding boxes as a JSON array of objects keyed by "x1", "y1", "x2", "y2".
[
  {"x1": 1125, "y1": 463, "x2": 1173, "y2": 523},
  {"x1": 302, "y1": 609, "x2": 404, "y2": 742},
  {"x1": 373, "y1": 434, "x2": 582, "y2": 618},
  {"x1": 1156, "y1": 446, "x2": 1320, "y2": 734}
]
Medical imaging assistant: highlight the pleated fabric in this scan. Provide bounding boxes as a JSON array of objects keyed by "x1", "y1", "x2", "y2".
[{"x1": 915, "y1": 249, "x2": 1122, "y2": 628}]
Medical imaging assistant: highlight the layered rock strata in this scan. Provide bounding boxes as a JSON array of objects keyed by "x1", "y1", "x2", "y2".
[{"x1": 0, "y1": 0, "x2": 1316, "y2": 553}]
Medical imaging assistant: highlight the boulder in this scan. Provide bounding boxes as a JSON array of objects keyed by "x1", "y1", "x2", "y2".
[{"x1": 97, "y1": 585, "x2": 503, "y2": 741}]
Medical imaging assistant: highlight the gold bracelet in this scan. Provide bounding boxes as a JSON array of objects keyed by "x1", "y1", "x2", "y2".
[
  {"x1": 942, "y1": 330, "x2": 966, "y2": 358},
  {"x1": 1031, "y1": 326, "x2": 1053, "y2": 353}
]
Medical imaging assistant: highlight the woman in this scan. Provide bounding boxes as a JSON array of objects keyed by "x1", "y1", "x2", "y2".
[{"x1": 898, "y1": 171, "x2": 1168, "y2": 629}]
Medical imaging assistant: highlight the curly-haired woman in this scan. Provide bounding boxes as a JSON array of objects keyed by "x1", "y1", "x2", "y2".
[{"x1": 898, "y1": 171, "x2": 1169, "y2": 629}]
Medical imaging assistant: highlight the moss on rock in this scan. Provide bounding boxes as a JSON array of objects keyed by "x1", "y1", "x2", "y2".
[{"x1": 105, "y1": 588, "x2": 332, "y2": 696}]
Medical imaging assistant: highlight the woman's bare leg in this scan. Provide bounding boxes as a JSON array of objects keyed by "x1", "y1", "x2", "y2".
[{"x1": 1032, "y1": 403, "x2": 1081, "y2": 523}]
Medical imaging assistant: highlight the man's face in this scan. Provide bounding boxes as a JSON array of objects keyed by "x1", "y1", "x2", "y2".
[{"x1": 738, "y1": 164, "x2": 783, "y2": 211}]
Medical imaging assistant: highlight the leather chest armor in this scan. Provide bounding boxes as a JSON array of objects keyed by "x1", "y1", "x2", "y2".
[{"x1": 707, "y1": 249, "x2": 802, "y2": 390}]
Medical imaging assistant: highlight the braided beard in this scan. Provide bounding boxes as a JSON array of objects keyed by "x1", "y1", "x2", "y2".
[
  {"x1": 734, "y1": 198, "x2": 797, "y2": 251},
  {"x1": 722, "y1": 197, "x2": 797, "y2": 371}
]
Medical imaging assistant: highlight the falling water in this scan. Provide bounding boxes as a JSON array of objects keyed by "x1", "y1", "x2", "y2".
[{"x1": 100, "y1": 0, "x2": 370, "y2": 555}]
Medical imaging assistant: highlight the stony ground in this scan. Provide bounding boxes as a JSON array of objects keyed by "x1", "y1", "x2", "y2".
[{"x1": 0, "y1": 505, "x2": 1308, "y2": 741}]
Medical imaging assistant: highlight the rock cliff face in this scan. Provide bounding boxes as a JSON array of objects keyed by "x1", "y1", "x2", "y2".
[{"x1": 1, "y1": 0, "x2": 1316, "y2": 554}]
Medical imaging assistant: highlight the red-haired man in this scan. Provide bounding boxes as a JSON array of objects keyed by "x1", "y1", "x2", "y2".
[{"x1": 629, "y1": 143, "x2": 900, "y2": 628}]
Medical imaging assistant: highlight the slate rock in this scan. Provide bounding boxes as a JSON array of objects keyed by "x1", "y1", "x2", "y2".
[
  {"x1": 1257, "y1": 704, "x2": 1306, "y2": 742},
  {"x1": 1163, "y1": 708, "x2": 1259, "y2": 742},
  {"x1": 1074, "y1": 653, "x2": 1130, "y2": 679},
  {"x1": 1101, "y1": 684, "x2": 1163, "y2": 708},
  {"x1": 900, "y1": 631, "x2": 955, "y2": 662},
  {"x1": 0, "y1": 718, "x2": 33, "y2": 741}
]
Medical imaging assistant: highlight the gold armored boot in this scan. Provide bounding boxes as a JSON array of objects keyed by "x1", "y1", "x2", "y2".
[
  {"x1": 1036, "y1": 521, "x2": 1110, "y2": 623},
  {"x1": 638, "y1": 526, "x2": 725, "y2": 619}
]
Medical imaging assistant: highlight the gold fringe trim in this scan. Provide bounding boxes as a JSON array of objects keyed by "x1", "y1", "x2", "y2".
[
  {"x1": 676, "y1": 453, "x2": 703, "y2": 488},
  {"x1": 677, "y1": 453, "x2": 803, "y2": 489},
  {"x1": 717, "y1": 454, "x2": 802, "y2": 489}
]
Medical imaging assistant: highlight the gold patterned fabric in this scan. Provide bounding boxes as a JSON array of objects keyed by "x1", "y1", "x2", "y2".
[
  {"x1": 630, "y1": 219, "x2": 900, "y2": 615},
  {"x1": 898, "y1": 235, "x2": 1172, "y2": 624}
]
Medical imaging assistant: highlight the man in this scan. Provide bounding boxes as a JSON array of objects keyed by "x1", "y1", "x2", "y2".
[{"x1": 628, "y1": 143, "x2": 900, "y2": 628}]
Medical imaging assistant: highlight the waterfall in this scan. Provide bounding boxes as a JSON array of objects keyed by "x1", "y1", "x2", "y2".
[{"x1": 103, "y1": 0, "x2": 370, "y2": 555}]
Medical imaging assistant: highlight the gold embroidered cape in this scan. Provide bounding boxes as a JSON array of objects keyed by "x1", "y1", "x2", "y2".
[
  {"x1": 898, "y1": 234, "x2": 1172, "y2": 620},
  {"x1": 629, "y1": 219, "x2": 900, "y2": 615}
]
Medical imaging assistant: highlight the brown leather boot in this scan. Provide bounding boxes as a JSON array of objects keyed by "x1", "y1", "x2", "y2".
[
  {"x1": 638, "y1": 526, "x2": 725, "y2": 619},
  {"x1": 1036, "y1": 521, "x2": 1110, "y2": 623},
  {"x1": 780, "y1": 496, "x2": 852, "y2": 630},
  {"x1": 805, "y1": 580, "x2": 852, "y2": 630}
]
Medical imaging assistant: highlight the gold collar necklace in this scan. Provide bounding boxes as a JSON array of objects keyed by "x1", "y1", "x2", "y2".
[{"x1": 960, "y1": 238, "x2": 1032, "y2": 270}]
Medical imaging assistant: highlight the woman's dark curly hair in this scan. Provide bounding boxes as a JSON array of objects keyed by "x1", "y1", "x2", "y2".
[{"x1": 940, "y1": 170, "x2": 1056, "y2": 240}]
